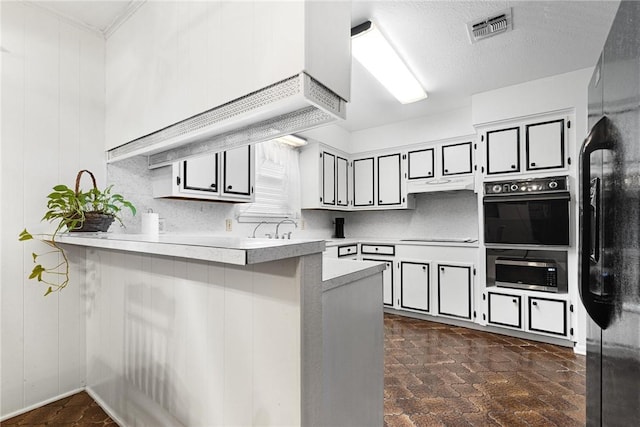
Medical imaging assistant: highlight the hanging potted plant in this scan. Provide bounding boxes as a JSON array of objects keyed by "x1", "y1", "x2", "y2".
[{"x1": 19, "y1": 170, "x2": 136, "y2": 295}]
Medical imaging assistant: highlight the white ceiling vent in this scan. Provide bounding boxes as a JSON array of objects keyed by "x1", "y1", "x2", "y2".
[{"x1": 467, "y1": 8, "x2": 512, "y2": 43}]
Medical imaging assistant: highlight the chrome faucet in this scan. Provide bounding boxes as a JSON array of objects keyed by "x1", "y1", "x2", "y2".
[
  {"x1": 275, "y1": 219, "x2": 297, "y2": 239},
  {"x1": 251, "y1": 221, "x2": 267, "y2": 238}
]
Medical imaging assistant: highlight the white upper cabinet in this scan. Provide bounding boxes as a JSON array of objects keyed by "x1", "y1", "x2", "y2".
[
  {"x1": 183, "y1": 153, "x2": 218, "y2": 193},
  {"x1": 223, "y1": 145, "x2": 252, "y2": 197},
  {"x1": 336, "y1": 156, "x2": 349, "y2": 207},
  {"x1": 486, "y1": 127, "x2": 520, "y2": 175},
  {"x1": 377, "y1": 153, "x2": 402, "y2": 206},
  {"x1": 105, "y1": 1, "x2": 350, "y2": 151},
  {"x1": 299, "y1": 143, "x2": 350, "y2": 210},
  {"x1": 152, "y1": 146, "x2": 254, "y2": 202},
  {"x1": 407, "y1": 148, "x2": 435, "y2": 180},
  {"x1": 441, "y1": 141, "x2": 473, "y2": 176},
  {"x1": 322, "y1": 152, "x2": 336, "y2": 206},
  {"x1": 353, "y1": 157, "x2": 375, "y2": 207},
  {"x1": 482, "y1": 114, "x2": 571, "y2": 177},
  {"x1": 526, "y1": 119, "x2": 565, "y2": 171}
]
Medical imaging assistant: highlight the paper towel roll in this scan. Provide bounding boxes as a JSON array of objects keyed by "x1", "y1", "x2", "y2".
[{"x1": 141, "y1": 212, "x2": 159, "y2": 236}]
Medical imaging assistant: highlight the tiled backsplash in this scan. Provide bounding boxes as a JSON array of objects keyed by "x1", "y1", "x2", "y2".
[
  {"x1": 342, "y1": 192, "x2": 479, "y2": 240},
  {"x1": 108, "y1": 157, "x2": 478, "y2": 240}
]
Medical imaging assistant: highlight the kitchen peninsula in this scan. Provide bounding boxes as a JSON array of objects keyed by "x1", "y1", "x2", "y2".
[{"x1": 57, "y1": 234, "x2": 384, "y2": 427}]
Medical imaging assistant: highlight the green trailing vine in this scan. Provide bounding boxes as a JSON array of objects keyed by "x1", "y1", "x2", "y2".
[{"x1": 19, "y1": 173, "x2": 136, "y2": 296}]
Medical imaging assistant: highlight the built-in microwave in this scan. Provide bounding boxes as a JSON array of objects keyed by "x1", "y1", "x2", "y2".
[{"x1": 495, "y1": 258, "x2": 558, "y2": 292}]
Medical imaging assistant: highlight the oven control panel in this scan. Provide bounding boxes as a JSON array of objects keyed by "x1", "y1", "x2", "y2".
[{"x1": 484, "y1": 176, "x2": 568, "y2": 195}]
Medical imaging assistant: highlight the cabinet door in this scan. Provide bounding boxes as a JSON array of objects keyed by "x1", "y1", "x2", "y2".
[
  {"x1": 336, "y1": 156, "x2": 349, "y2": 206},
  {"x1": 223, "y1": 145, "x2": 251, "y2": 196},
  {"x1": 353, "y1": 157, "x2": 375, "y2": 207},
  {"x1": 182, "y1": 153, "x2": 218, "y2": 193},
  {"x1": 400, "y1": 262, "x2": 430, "y2": 312},
  {"x1": 526, "y1": 119, "x2": 565, "y2": 171},
  {"x1": 486, "y1": 127, "x2": 520, "y2": 174},
  {"x1": 442, "y1": 142, "x2": 472, "y2": 176},
  {"x1": 363, "y1": 258, "x2": 394, "y2": 307},
  {"x1": 408, "y1": 148, "x2": 434, "y2": 180},
  {"x1": 322, "y1": 152, "x2": 336, "y2": 206},
  {"x1": 437, "y1": 264, "x2": 472, "y2": 319},
  {"x1": 528, "y1": 297, "x2": 567, "y2": 336},
  {"x1": 377, "y1": 153, "x2": 401, "y2": 206},
  {"x1": 488, "y1": 293, "x2": 521, "y2": 328}
]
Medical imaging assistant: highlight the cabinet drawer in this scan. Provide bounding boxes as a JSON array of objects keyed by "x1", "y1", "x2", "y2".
[
  {"x1": 361, "y1": 244, "x2": 395, "y2": 256},
  {"x1": 488, "y1": 292, "x2": 522, "y2": 328},
  {"x1": 337, "y1": 244, "x2": 358, "y2": 257},
  {"x1": 528, "y1": 297, "x2": 567, "y2": 336}
]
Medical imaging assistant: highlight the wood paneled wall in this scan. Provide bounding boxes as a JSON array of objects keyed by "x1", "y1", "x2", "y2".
[{"x1": 0, "y1": 2, "x2": 104, "y2": 418}]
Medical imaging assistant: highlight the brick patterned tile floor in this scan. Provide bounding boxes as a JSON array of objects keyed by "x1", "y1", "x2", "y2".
[
  {"x1": 384, "y1": 314, "x2": 586, "y2": 427},
  {"x1": 3, "y1": 314, "x2": 585, "y2": 426},
  {"x1": 1, "y1": 391, "x2": 115, "y2": 426}
]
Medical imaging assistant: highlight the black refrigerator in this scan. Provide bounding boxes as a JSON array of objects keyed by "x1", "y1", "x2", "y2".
[{"x1": 580, "y1": 1, "x2": 640, "y2": 425}]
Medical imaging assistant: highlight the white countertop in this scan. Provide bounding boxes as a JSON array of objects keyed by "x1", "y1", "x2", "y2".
[
  {"x1": 325, "y1": 237, "x2": 479, "y2": 248},
  {"x1": 322, "y1": 258, "x2": 386, "y2": 292},
  {"x1": 57, "y1": 233, "x2": 326, "y2": 265}
]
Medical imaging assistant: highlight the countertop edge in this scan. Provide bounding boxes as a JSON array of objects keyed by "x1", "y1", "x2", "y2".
[
  {"x1": 322, "y1": 259, "x2": 386, "y2": 292},
  {"x1": 57, "y1": 234, "x2": 326, "y2": 266}
]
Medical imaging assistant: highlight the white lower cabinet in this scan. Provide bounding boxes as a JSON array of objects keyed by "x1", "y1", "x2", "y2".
[
  {"x1": 400, "y1": 261, "x2": 430, "y2": 313},
  {"x1": 486, "y1": 290, "x2": 570, "y2": 339},
  {"x1": 363, "y1": 257, "x2": 394, "y2": 307},
  {"x1": 487, "y1": 292, "x2": 522, "y2": 329},
  {"x1": 437, "y1": 264, "x2": 472, "y2": 319},
  {"x1": 528, "y1": 297, "x2": 567, "y2": 336}
]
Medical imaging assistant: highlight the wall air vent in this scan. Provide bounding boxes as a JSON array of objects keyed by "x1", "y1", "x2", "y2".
[
  {"x1": 107, "y1": 72, "x2": 346, "y2": 168},
  {"x1": 466, "y1": 8, "x2": 512, "y2": 43}
]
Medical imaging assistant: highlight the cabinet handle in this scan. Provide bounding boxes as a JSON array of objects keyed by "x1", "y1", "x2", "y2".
[
  {"x1": 440, "y1": 267, "x2": 444, "y2": 272},
  {"x1": 210, "y1": 183, "x2": 216, "y2": 188},
  {"x1": 375, "y1": 248, "x2": 379, "y2": 251},
  {"x1": 379, "y1": 200, "x2": 383, "y2": 203},
  {"x1": 227, "y1": 185, "x2": 232, "y2": 190},
  {"x1": 422, "y1": 266, "x2": 426, "y2": 271},
  {"x1": 512, "y1": 299, "x2": 517, "y2": 303},
  {"x1": 510, "y1": 165, "x2": 516, "y2": 169},
  {"x1": 531, "y1": 162, "x2": 536, "y2": 167},
  {"x1": 369, "y1": 200, "x2": 372, "y2": 204},
  {"x1": 532, "y1": 301, "x2": 538, "y2": 306},
  {"x1": 444, "y1": 169, "x2": 449, "y2": 173},
  {"x1": 338, "y1": 200, "x2": 342, "y2": 203}
]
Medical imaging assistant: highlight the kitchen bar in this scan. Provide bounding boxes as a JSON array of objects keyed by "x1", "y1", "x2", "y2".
[{"x1": 56, "y1": 234, "x2": 384, "y2": 426}]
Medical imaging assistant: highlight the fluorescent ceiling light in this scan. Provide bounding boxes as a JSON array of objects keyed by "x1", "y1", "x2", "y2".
[
  {"x1": 272, "y1": 134, "x2": 307, "y2": 147},
  {"x1": 351, "y1": 21, "x2": 428, "y2": 104}
]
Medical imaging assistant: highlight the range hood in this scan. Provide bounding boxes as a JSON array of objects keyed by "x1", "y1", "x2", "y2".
[
  {"x1": 407, "y1": 176, "x2": 476, "y2": 194},
  {"x1": 107, "y1": 73, "x2": 347, "y2": 168}
]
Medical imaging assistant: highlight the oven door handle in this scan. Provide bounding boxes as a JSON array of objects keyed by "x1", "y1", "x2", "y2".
[
  {"x1": 483, "y1": 192, "x2": 571, "y2": 203},
  {"x1": 579, "y1": 115, "x2": 615, "y2": 329}
]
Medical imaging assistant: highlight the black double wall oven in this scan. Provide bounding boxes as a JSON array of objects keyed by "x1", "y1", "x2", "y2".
[{"x1": 484, "y1": 176, "x2": 570, "y2": 293}]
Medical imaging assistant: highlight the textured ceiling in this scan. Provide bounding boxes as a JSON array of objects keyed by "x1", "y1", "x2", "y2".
[
  {"x1": 28, "y1": 1, "x2": 620, "y2": 132},
  {"x1": 347, "y1": 0, "x2": 620, "y2": 130}
]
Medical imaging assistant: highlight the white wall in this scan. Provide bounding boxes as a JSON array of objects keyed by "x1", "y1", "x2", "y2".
[
  {"x1": 349, "y1": 106, "x2": 474, "y2": 153},
  {"x1": 0, "y1": 3, "x2": 105, "y2": 418}
]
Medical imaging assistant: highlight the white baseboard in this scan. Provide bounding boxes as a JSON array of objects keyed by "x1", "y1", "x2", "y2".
[
  {"x1": 85, "y1": 387, "x2": 126, "y2": 427},
  {"x1": 0, "y1": 387, "x2": 84, "y2": 422},
  {"x1": 574, "y1": 342, "x2": 587, "y2": 355}
]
